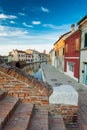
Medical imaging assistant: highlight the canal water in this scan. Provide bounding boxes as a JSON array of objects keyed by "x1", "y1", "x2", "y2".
[{"x1": 31, "y1": 68, "x2": 43, "y2": 80}]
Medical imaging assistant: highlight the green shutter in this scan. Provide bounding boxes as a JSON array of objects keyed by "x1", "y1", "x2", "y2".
[{"x1": 85, "y1": 33, "x2": 87, "y2": 47}]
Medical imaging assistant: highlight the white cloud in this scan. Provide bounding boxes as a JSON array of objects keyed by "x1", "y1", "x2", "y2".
[
  {"x1": 41, "y1": 6, "x2": 49, "y2": 13},
  {"x1": 0, "y1": 25, "x2": 28, "y2": 37},
  {"x1": 0, "y1": 25, "x2": 60, "y2": 55},
  {"x1": 32, "y1": 21, "x2": 41, "y2": 25},
  {"x1": 0, "y1": 44, "x2": 52, "y2": 55},
  {"x1": 23, "y1": 22, "x2": 33, "y2": 28},
  {"x1": 0, "y1": 13, "x2": 17, "y2": 19},
  {"x1": 10, "y1": 21, "x2": 15, "y2": 24},
  {"x1": 0, "y1": 25, "x2": 4, "y2": 31},
  {"x1": 43, "y1": 24, "x2": 71, "y2": 31},
  {"x1": 18, "y1": 12, "x2": 26, "y2": 16},
  {"x1": 0, "y1": 23, "x2": 72, "y2": 55}
]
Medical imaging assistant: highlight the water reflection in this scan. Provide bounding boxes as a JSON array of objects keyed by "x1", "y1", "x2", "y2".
[{"x1": 32, "y1": 69, "x2": 42, "y2": 80}]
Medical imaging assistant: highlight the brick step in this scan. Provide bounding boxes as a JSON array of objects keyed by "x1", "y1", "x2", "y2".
[
  {"x1": 4, "y1": 103, "x2": 34, "y2": 130},
  {"x1": 0, "y1": 96, "x2": 19, "y2": 130},
  {"x1": 0, "y1": 90, "x2": 6, "y2": 100},
  {"x1": 49, "y1": 113, "x2": 66, "y2": 130},
  {"x1": 28, "y1": 107, "x2": 48, "y2": 130}
]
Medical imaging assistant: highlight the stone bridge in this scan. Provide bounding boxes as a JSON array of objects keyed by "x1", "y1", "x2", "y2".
[{"x1": 7, "y1": 60, "x2": 48, "y2": 72}]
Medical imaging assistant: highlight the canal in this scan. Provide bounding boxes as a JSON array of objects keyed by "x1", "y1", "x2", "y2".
[{"x1": 31, "y1": 68, "x2": 43, "y2": 80}]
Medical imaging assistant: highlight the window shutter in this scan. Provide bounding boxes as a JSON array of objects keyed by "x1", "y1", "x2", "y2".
[
  {"x1": 85, "y1": 33, "x2": 87, "y2": 47},
  {"x1": 65, "y1": 44, "x2": 68, "y2": 53},
  {"x1": 75, "y1": 38, "x2": 79, "y2": 51}
]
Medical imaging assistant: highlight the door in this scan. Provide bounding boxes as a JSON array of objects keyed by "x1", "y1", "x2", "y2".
[
  {"x1": 84, "y1": 64, "x2": 87, "y2": 85},
  {"x1": 67, "y1": 62, "x2": 74, "y2": 77}
]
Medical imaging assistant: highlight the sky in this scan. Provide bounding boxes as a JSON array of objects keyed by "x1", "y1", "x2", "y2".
[{"x1": 0, "y1": 0, "x2": 87, "y2": 55}]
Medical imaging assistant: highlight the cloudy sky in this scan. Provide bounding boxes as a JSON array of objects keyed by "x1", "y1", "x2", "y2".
[{"x1": 0, "y1": 0, "x2": 87, "y2": 55}]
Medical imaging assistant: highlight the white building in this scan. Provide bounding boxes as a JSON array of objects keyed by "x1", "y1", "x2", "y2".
[
  {"x1": 39, "y1": 53, "x2": 49, "y2": 62},
  {"x1": 9, "y1": 49, "x2": 34, "y2": 63},
  {"x1": 26, "y1": 53, "x2": 33, "y2": 63},
  {"x1": 9, "y1": 50, "x2": 26, "y2": 61},
  {"x1": 78, "y1": 16, "x2": 87, "y2": 85},
  {"x1": 49, "y1": 49, "x2": 55, "y2": 66},
  {"x1": 33, "y1": 50, "x2": 40, "y2": 62}
]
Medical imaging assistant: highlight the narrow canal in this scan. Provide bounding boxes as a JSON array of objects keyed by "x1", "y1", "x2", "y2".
[{"x1": 31, "y1": 68, "x2": 42, "y2": 80}]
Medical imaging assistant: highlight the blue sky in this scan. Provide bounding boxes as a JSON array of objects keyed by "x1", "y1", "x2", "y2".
[{"x1": 0, "y1": 0, "x2": 87, "y2": 55}]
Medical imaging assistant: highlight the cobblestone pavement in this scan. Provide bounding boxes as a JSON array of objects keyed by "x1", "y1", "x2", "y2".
[
  {"x1": 42, "y1": 64, "x2": 87, "y2": 130},
  {"x1": 42, "y1": 64, "x2": 87, "y2": 91}
]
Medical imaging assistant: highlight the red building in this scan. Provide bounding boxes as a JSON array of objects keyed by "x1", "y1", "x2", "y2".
[{"x1": 64, "y1": 29, "x2": 81, "y2": 81}]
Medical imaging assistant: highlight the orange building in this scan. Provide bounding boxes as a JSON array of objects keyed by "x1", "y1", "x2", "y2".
[{"x1": 54, "y1": 31, "x2": 71, "y2": 72}]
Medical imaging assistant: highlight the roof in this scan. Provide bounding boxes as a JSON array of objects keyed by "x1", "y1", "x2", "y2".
[
  {"x1": 54, "y1": 31, "x2": 71, "y2": 46},
  {"x1": 14, "y1": 49, "x2": 26, "y2": 53},
  {"x1": 64, "y1": 29, "x2": 80, "y2": 41},
  {"x1": 77, "y1": 15, "x2": 87, "y2": 25}
]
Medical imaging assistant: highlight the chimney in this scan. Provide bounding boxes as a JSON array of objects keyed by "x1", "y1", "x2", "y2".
[{"x1": 71, "y1": 24, "x2": 75, "y2": 32}]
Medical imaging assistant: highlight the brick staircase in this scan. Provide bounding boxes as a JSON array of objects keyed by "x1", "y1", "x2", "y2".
[{"x1": 0, "y1": 90, "x2": 66, "y2": 130}]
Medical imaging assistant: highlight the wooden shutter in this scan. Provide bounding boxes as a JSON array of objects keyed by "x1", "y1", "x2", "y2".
[
  {"x1": 65, "y1": 44, "x2": 68, "y2": 53},
  {"x1": 75, "y1": 38, "x2": 79, "y2": 51}
]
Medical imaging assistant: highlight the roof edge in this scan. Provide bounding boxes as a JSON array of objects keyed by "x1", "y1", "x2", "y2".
[
  {"x1": 77, "y1": 15, "x2": 87, "y2": 25},
  {"x1": 54, "y1": 31, "x2": 71, "y2": 46}
]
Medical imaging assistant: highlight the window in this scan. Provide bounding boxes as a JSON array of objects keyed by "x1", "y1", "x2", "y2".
[
  {"x1": 65, "y1": 44, "x2": 68, "y2": 53},
  {"x1": 55, "y1": 50, "x2": 59, "y2": 57},
  {"x1": 75, "y1": 38, "x2": 79, "y2": 51},
  {"x1": 84, "y1": 33, "x2": 87, "y2": 47},
  {"x1": 63, "y1": 48, "x2": 65, "y2": 55},
  {"x1": 55, "y1": 51, "x2": 57, "y2": 56},
  {"x1": 68, "y1": 62, "x2": 74, "y2": 72}
]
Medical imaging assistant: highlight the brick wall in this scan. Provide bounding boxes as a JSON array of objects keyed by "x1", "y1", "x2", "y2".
[
  {"x1": 36, "y1": 104, "x2": 78, "y2": 124},
  {"x1": 0, "y1": 65, "x2": 78, "y2": 124},
  {"x1": 49, "y1": 104, "x2": 78, "y2": 124},
  {"x1": 0, "y1": 66, "x2": 53, "y2": 104}
]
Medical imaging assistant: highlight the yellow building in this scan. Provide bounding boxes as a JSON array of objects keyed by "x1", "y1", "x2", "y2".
[{"x1": 54, "y1": 32, "x2": 71, "y2": 72}]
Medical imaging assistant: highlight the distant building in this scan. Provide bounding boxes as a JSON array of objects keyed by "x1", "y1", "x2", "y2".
[
  {"x1": 78, "y1": 15, "x2": 87, "y2": 85},
  {"x1": 26, "y1": 53, "x2": 33, "y2": 63},
  {"x1": 25, "y1": 49, "x2": 34, "y2": 55},
  {"x1": 0, "y1": 55, "x2": 8, "y2": 64},
  {"x1": 64, "y1": 29, "x2": 81, "y2": 81},
  {"x1": 49, "y1": 49, "x2": 55, "y2": 66},
  {"x1": 8, "y1": 54, "x2": 13, "y2": 62},
  {"x1": 9, "y1": 50, "x2": 26, "y2": 62},
  {"x1": 33, "y1": 50, "x2": 40, "y2": 62},
  {"x1": 25, "y1": 49, "x2": 40, "y2": 62},
  {"x1": 39, "y1": 53, "x2": 49, "y2": 62},
  {"x1": 9, "y1": 49, "x2": 49, "y2": 63}
]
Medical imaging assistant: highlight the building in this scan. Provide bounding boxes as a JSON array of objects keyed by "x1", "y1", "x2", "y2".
[
  {"x1": 25, "y1": 49, "x2": 40, "y2": 62},
  {"x1": 33, "y1": 50, "x2": 40, "y2": 62},
  {"x1": 0, "y1": 55, "x2": 8, "y2": 64},
  {"x1": 9, "y1": 50, "x2": 26, "y2": 62},
  {"x1": 9, "y1": 49, "x2": 34, "y2": 63},
  {"x1": 78, "y1": 15, "x2": 87, "y2": 85},
  {"x1": 26, "y1": 53, "x2": 33, "y2": 63},
  {"x1": 39, "y1": 53, "x2": 49, "y2": 62},
  {"x1": 64, "y1": 29, "x2": 81, "y2": 81},
  {"x1": 54, "y1": 31, "x2": 71, "y2": 72},
  {"x1": 49, "y1": 49, "x2": 55, "y2": 66},
  {"x1": 8, "y1": 54, "x2": 13, "y2": 62}
]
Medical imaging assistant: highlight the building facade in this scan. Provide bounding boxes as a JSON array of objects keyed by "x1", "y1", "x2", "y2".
[
  {"x1": 54, "y1": 32, "x2": 71, "y2": 72},
  {"x1": 78, "y1": 16, "x2": 87, "y2": 85},
  {"x1": 49, "y1": 49, "x2": 55, "y2": 66},
  {"x1": 9, "y1": 50, "x2": 26, "y2": 62},
  {"x1": 64, "y1": 30, "x2": 80, "y2": 81}
]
